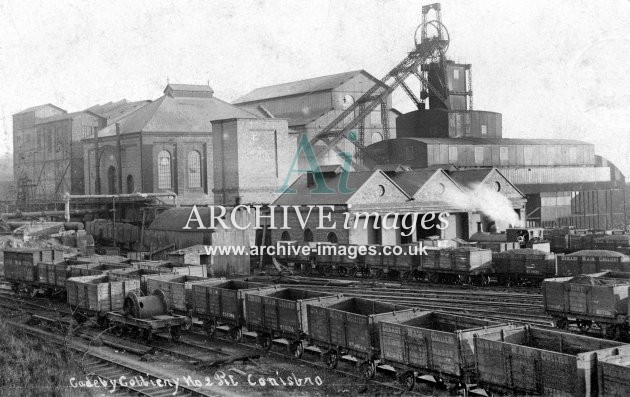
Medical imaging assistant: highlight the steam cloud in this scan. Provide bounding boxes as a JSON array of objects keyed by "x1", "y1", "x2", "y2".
[{"x1": 444, "y1": 184, "x2": 523, "y2": 231}]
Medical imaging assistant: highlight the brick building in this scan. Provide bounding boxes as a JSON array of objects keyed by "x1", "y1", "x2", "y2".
[
  {"x1": 82, "y1": 84, "x2": 296, "y2": 206},
  {"x1": 233, "y1": 70, "x2": 397, "y2": 164},
  {"x1": 12, "y1": 101, "x2": 148, "y2": 207},
  {"x1": 270, "y1": 167, "x2": 526, "y2": 245}
]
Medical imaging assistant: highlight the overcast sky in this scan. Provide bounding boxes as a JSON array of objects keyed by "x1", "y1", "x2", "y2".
[{"x1": 1, "y1": 0, "x2": 629, "y2": 175}]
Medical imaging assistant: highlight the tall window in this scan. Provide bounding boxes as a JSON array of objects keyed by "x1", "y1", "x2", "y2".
[
  {"x1": 126, "y1": 175, "x2": 135, "y2": 193},
  {"x1": 107, "y1": 166, "x2": 117, "y2": 194},
  {"x1": 304, "y1": 228, "x2": 314, "y2": 242},
  {"x1": 157, "y1": 150, "x2": 172, "y2": 189},
  {"x1": 187, "y1": 150, "x2": 202, "y2": 188}
]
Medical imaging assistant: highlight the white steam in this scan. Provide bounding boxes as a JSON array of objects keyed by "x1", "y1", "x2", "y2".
[{"x1": 445, "y1": 183, "x2": 523, "y2": 231}]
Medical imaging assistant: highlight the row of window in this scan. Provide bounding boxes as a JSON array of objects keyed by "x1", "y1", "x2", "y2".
[
  {"x1": 279, "y1": 229, "x2": 339, "y2": 244},
  {"x1": 157, "y1": 150, "x2": 202, "y2": 189}
]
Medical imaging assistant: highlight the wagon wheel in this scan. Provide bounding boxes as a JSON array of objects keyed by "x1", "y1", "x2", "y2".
[
  {"x1": 145, "y1": 329, "x2": 153, "y2": 342},
  {"x1": 170, "y1": 326, "x2": 181, "y2": 342},
  {"x1": 348, "y1": 267, "x2": 358, "y2": 278},
  {"x1": 113, "y1": 325, "x2": 124, "y2": 337},
  {"x1": 400, "y1": 270, "x2": 412, "y2": 282},
  {"x1": 229, "y1": 326, "x2": 243, "y2": 342},
  {"x1": 320, "y1": 265, "x2": 333, "y2": 277},
  {"x1": 576, "y1": 319, "x2": 592, "y2": 333},
  {"x1": 413, "y1": 270, "x2": 425, "y2": 281},
  {"x1": 261, "y1": 334, "x2": 273, "y2": 351},
  {"x1": 361, "y1": 268, "x2": 372, "y2": 278},
  {"x1": 29, "y1": 286, "x2": 38, "y2": 298},
  {"x1": 398, "y1": 370, "x2": 416, "y2": 391},
  {"x1": 359, "y1": 360, "x2": 376, "y2": 380},
  {"x1": 72, "y1": 312, "x2": 88, "y2": 325},
  {"x1": 375, "y1": 269, "x2": 385, "y2": 279},
  {"x1": 323, "y1": 350, "x2": 339, "y2": 369},
  {"x1": 304, "y1": 264, "x2": 313, "y2": 276},
  {"x1": 288, "y1": 340, "x2": 304, "y2": 359},
  {"x1": 554, "y1": 317, "x2": 568, "y2": 330},
  {"x1": 337, "y1": 266, "x2": 348, "y2": 277},
  {"x1": 182, "y1": 316, "x2": 193, "y2": 331},
  {"x1": 204, "y1": 320, "x2": 217, "y2": 339}
]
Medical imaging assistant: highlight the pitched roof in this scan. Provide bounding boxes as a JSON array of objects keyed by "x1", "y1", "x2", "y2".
[
  {"x1": 165, "y1": 84, "x2": 214, "y2": 93},
  {"x1": 14, "y1": 103, "x2": 66, "y2": 116},
  {"x1": 387, "y1": 169, "x2": 443, "y2": 196},
  {"x1": 105, "y1": 94, "x2": 259, "y2": 134},
  {"x1": 34, "y1": 110, "x2": 104, "y2": 124},
  {"x1": 234, "y1": 70, "x2": 369, "y2": 104},
  {"x1": 88, "y1": 99, "x2": 152, "y2": 123},
  {"x1": 447, "y1": 169, "x2": 494, "y2": 189}
]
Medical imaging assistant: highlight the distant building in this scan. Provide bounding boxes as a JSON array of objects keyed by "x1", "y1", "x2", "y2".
[
  {"x1": 82, "y1": 84, "x2": 296, "y2": 206},
  {"x1": 12, "y1": 100, "x2": 149, "y2": 207},
  {"x1": 233, "y1": 70, "x2": 398, "y2": 164}
]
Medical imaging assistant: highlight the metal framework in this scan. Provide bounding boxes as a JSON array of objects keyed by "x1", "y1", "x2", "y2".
[{"x1": 308, "y1": 3, "x2": 451, "y2": 169}]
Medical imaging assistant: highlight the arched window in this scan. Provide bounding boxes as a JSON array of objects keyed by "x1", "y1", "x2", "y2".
[
  {"x1": 280, "y1": 231, "x2": 291, "y2": 241},
  {"x1": 372, "y1": 132, "x2": 383, "y2": 144},
  {"x1": 304, "y1": 228, "x2": 313, "y2": 243},
  {"x1": 126, "y1": 175, "x2": 135, "y2": 193},
  {"x1": 157, "y1": 150, "x2": 171, "y2": 189},
  {"x1": 327, "y1": 232, "x2": 338, "y2": 244},
  {"x1": 107, "y1": 166, "x2": 117, "y2": 194},
  {"x1": 187, "y1": 150, "x2": 202, "y2": 188}
]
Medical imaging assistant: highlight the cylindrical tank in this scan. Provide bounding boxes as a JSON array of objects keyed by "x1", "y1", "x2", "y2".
[
  {"x1": 63, "y1": 222, "x2": 85, "y2": 231},
  {"x1": 123, "y1": 289, "x2": 169, "y2": 319}
]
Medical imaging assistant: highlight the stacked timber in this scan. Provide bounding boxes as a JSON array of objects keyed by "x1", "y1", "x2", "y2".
[
  {"x1": 66, "y1": 275, "x2": 140, "y2": 312},
  {"x1": 145, "y1": 274, "x2": 224, "y2": 312}
]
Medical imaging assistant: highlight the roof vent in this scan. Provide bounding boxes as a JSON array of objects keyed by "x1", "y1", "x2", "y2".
[{"x1": 164, "y1": 84, "x2": 214, "y2": 98}]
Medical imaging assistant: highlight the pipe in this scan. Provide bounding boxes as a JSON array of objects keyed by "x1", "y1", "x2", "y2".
[
  {"x1": 2, "y1": 208, "x2": 106, "y2": 219},
  {"x1": 66, "y1": 192, "x2": 176, "y2": 200}
]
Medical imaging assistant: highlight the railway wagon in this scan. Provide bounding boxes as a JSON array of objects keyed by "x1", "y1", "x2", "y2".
[
  {"x1": 468, "y1": 232, "x2": 520, "y2": 252},
  {"x1": 556, "y1": 250, "x2": 630, "y2": 277},
  {"x1": 107, "y1": 289, "x2": 189, "y2": 342},
  {"x1": 543, "y1": 272, "x2": 630, "y2": 340},
  {"x1": 66, "y1": 274, "x2": 141, "y2": 326},
  {"x1": 4, "y1": 248, "x2": 65, "y2": 291},
  {"x1": 492, "y1": 249, "x2": 556, "y2": 286},
  {"x1": 378, "y1": 313, "x2": 515, "y2": 390},
  {"x1": 134, "y1": 261, "x2": 207, "y2": 278},
  {"x1": 317, "y1": 244, "x2": 364, "y2": 277},
  {"x1": 192, "y1": 281, "x2": 278, "y2": 342},
  {"x1": 67, "y1": 262, "x2": 131, "y2": 277},
  {"x1": 474, "y1": 325, "x2": 626, "y2": 396},
  {"x1": 244, "y1": 288, "x2": 344, "y2": 356},
  {"x1": 595, "y1": 345, "x2": 630, "y2": 397},
  {"x1": 145, "y1": 274, "x2": 224, "y2": 314},
  {"x1": 275, "y1": 241, "x2": 316, "y2": 269},
  {"x1": 37, "y1": 261, "x2": 71, "y2": 291},
  {"x1": 420, "y1": 247, "x2": 493, "y2": 285},
  {"x1": 306, "y1": 297, "x2": 420, "y2": 379},
  {"x1": 363, "y1": 244, "x2": 419, "y2": 280},
  {"x1": 593, "y1": 235, "x2": 630, "y2": 253},
  {"x1": 108, "y1": 267, "x2": 171, "y2": 294}
]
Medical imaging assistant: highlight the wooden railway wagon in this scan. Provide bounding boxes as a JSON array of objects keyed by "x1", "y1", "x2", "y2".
[
  {"x1": 134, "y1": 260, "x2": 207, "y2": 278},
  {"x1": 37, "y1": 261, "x2": 71, "y2": 291},
  {"x1": 492, "y1": 249, "x2": 557, "y2": 286},
  {"x1": 68, "y1": 255, "x2": 129, "y2": 266},
  {"x1": 362, "y1": 244, "x2": 419, "y2": 280},
  {"x1": 420, "y1": 247, "x2": 493, "y2": 285},
  {"x1": 316, "y1": 244, "x2": 364, "y2": 277},
  {"x1": 378, "y1": 313, "x2": 515, "y2": 391},
  {"x1": 543, "y1": 272, "x2": 630, "y2": 340},
  {"x1": 3, "y1": 248, "x2": 63, "y2": 291},
  {"x1": 275, "y1": 241, "x2": 316, "y2": 269},
  {"x1": 306, "y1": 297, "x2": 420, "y2": 379},
  {"x1": 67, "y1": 262, "x2": 131, "y2": 277},
  {"x1": 556, "y1": 250, "x2": 630, "y2": 277},
  {"x1": 244, "y1": 288, "x2": 344, "y2": 357},
  {"x1": 192, "y1": 281, "x2": 278, "y2": 342},
  {"x1": 108, "y1": 267, "x2": 171, "y2": 294},
  {"x1": 595, "y1": 345, "x2": 630, "y2": 397},
  {"x1": 473, "y1": 325, "x2": 625, "y2": 396},
  {"x1": 593, "y1": 235, "x2": 630, "y2": 253},
  {"x1": 66, "y1": 274, "x2": 141, "y2": 326},
  {"x1": 145, "y1": 274, "x2": 224, "y2": 313}
]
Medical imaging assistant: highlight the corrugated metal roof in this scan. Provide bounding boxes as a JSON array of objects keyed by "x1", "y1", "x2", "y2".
[
  {"x1": 397, "y1": 137, "x2": 592, "y2": 146},
  {"x1": 34, "y1": 110, "x2": 104, "y2": 124},
  {"x1": 233, "y1": 70, "x2": 366, "y2": 104},
  {"x1": 109, "y1": 94, "x2": 259, "y2": 134},
  {"x1": 88, "y1": 99, "x2": 152, "y2": 122}
]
